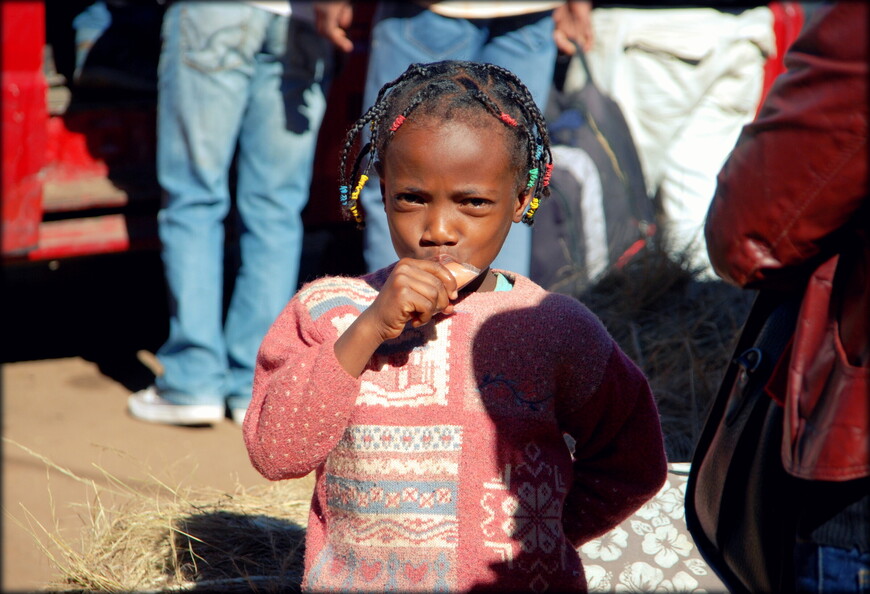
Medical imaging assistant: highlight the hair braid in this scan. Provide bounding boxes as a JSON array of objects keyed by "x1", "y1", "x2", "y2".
[{"x1": 337, "y1": 60, "x2": 553, "y2": 226}]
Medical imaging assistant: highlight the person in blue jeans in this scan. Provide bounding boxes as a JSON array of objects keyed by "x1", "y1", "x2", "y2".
[
  {"x1": 314, "y1": 0, "x2": 591, "y2": 275},
  {"x1": 128, "y1": 2, "x2": 331, "y2": 426}
]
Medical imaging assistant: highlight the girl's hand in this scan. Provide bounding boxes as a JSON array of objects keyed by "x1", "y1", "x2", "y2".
[
  {"x1": 367, "y1": 258, "x2": 459, "y2": 341},
  {"x1": 334, "y1": 259, "x2": 458, "y2": 377}
]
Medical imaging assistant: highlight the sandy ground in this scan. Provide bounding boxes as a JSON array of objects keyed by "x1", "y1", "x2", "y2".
[{"x1": 1, "y1": 252, "x2": 315, "y2": 592}]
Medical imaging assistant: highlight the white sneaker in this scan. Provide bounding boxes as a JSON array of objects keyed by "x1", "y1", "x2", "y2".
[
  {"x1": 128, "y1": 386, "x2": 224, "y2": 426},
  {"x1": 230, "y1": 407, "x2": 247, "y2": 426}
]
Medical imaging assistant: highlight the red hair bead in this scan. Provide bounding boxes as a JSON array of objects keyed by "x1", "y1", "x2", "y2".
[
  {"x1": 542, "y1": 163, "x2": 554, "y2": 187},
  {"x1": 389, "y1": 115, "x2": 406, "y2": 132}
]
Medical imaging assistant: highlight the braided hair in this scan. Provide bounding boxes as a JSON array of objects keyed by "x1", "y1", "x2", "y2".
[{"x1": 338, "y1": 60, "x2": 554, "y2": 227}]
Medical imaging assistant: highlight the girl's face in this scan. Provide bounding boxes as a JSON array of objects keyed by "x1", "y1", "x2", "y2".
[{"x1": 380, "y1": 118, "x2": 531, "y2": 272}]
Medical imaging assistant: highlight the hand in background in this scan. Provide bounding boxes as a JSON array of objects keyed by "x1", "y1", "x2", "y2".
[
  {"x1": 314, "y1": 1, "x2": 354, "y2": 53},
  {"x1": 553, "y1": 0, "x2": 594, "y2": 54}
]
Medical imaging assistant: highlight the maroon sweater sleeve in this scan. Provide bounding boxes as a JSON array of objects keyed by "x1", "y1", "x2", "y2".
[
  {"x1": 558, "y1": 338, "x2": 668, "y2": 546},
  {"x1": 243, "y1": 291, "x2": 361, "y2": 481},
  {"x1": 705, "y1": 1, "x2": 868, "y2": 288}
]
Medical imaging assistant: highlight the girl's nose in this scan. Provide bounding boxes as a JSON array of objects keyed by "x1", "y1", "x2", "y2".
[{"x1": 421, "y1": 207, "x2": 458, "y2": 247}]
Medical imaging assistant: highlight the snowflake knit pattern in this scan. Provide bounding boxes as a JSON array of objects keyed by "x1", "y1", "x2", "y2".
[{"x1": 244, "y1": 268, "x2": 667, "y2": 592}]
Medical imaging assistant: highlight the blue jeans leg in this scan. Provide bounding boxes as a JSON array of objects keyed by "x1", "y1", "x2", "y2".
[
  {"x1": 794, "y1": 542, "x2": 870, "y2": 593},
  {"x1": 359, "y1": 4, "x2": 556, "y2": 276},
  {"x1": 155, "y1": 3, "x2": 271, "y2": 405},
  {"x1": 224, "y1": 16, "x2": 328, "y2": 410}
]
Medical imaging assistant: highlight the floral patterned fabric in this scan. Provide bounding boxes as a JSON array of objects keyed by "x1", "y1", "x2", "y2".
[{"x1": 580, "y1": 463, "x2": 725, "y2": 592}]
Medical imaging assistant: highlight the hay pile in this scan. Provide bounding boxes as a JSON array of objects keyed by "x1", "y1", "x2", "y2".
[
  {"x1": 23, "y1": 459, "x2": 311, "y2": 593},
  {"x1": 34, "y1": 247, "x2": 753, "y2": 592},
  {"x1": 577, "y1": 246, "x2": 754, "y2": 461}
]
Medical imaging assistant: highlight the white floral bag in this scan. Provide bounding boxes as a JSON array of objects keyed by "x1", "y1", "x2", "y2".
[{"x1": 579, "y1": 463, "x2": 726, "y2": 592}]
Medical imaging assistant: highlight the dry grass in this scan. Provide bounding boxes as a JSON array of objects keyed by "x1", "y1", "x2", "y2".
[
  {"x1": 16, "y1": 246, "x2": 753, "y2": 591},
  {"x1": 7, "y1": 439, "x2": 310, "y2": 593},
  {"x1": 577, "y1": 246, "x2": 754, "y2": 461}
]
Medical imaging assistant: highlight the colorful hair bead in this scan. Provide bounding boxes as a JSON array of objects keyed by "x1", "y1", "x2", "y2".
[
  {"x1": 526, "y1": 167, "x2": 540, "y2": 189},
  {"x1": 348, "y1": 174, "x2": 369, "y2": 224},
  {"x1": 389, "y1": 114, "x2": 406, "y2": 132},
  {"x1": 535, "y1": 141, "x2": 543, "y2": 161},
  {"x1": 541, "y1": 163, "x2": 554, "y2": 187},
  {"x1": 339, "y1": 185, "x2": 349, "y2": 205},
  {"x1": 523, "y1": 196, "x2": 541, "y2": 223},
  {"x1": 499, "y1": 112, "x2": 518, "y2": 127}
]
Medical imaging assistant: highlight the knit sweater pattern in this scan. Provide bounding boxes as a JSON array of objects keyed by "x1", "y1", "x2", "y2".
[{"x1": 244, "y1": 269, "x2": 667, "y2": 592}]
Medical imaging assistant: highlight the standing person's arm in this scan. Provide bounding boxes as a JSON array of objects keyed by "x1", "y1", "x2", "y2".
[
  {"x1": 314, "y1": 0, "x2": 354, "y2": 52},
  {"x1": 705, "y1": 1, "x2": 868, "y2": 289}
]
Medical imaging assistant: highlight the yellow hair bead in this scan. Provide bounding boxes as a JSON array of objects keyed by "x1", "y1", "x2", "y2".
[
  {"x1": 350, "y1": 174, "x2": 369, "y2": 204},
  {"x1": 523, "y1": 196, "x2": 541, "y2": 223},
  {"x1": 347, "y1": 174, "x2": 368, "y2": 224}
]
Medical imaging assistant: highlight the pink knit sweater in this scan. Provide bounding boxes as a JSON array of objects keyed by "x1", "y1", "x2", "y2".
[{"x1": 244, "y1": 268, "x2": 667, "y2": 592}]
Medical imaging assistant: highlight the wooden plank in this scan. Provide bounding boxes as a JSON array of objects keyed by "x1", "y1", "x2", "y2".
[{"x1": 25, "y1": 214, "x2": 158, "y2": 260}]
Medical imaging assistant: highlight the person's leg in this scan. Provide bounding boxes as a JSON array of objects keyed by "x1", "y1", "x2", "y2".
[
  {"x1": 360, "y1": 3, "x2": 487, "y2": 272},
  {"x1": 657, "y1": 8, "x2": 771, "y2": 275},
  {"x1": 585, "y1": 7, "x2": 772, "y2": 275},
  {"x1": 659, "y1": 38, "x2": 766, "y2": 275},
  {"x1": 224, "y1": 13, "x2": 329, "y2": 419},
  {"x1": 139, "y1": 2, "x2": 264, "y2": 423},
  {"x1": 480, "y1": 11, "x2": 556, "y2": 276},
  {"x1": 585, "y1": 8, "x2": 713, "y2": 202}
]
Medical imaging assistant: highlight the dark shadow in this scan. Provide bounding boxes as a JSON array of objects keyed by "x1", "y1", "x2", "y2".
[
  {"x1": 466, "y1": 294, "x2": 588, "y2": 591},
  {"x1": 0, "y1": 251, "x2": 167, "y2": 392},
  {"x1": 171, "y1": 511, "x2": 306, "y2": 592},
  {"x1": 463, "y1": 263, "x2": 752, "y2": 589}
]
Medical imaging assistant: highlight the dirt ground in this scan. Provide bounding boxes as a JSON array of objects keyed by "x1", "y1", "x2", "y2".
[{"x1": 1, "y1": 252, "x2": 315, "y2": 593}]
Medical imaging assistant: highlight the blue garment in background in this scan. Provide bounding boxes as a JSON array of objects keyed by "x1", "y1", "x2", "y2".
[{"x1": 155, "y1": 2, "x2": 328, "y2": 411}]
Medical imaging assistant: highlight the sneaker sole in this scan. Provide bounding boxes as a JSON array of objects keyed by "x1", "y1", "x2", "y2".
[
  {"x1": 128, "y1": 400, "x2": 225, "y2": 426},
  {"x1": 231, "y1": 409, "x2": 247, "y2": 426}
]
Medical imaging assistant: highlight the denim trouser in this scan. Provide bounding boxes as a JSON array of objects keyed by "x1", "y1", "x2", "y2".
[
  {"x1": 155, "y1": 2, "x2": 328, "y2": 410},
  {"x1": 359, "y1": 3, "x2": 556, "y2": 276},
  {"x1": 794, "y1": 543, "x2": 870, "y2": 593}
]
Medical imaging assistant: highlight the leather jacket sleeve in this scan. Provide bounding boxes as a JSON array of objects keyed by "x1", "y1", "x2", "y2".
[{"x1": 704, "y1": 1, "x2": 868, "y2": 290}]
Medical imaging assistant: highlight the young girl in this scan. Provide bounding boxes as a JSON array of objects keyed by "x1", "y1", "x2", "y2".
[{"x1": 244, "y1": 60, "x2": 667, "y2": 592}]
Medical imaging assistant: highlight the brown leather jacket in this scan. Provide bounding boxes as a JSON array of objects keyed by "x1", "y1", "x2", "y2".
[{"x1": 705, "y1": 1, "x2": 868, "y2": 481}]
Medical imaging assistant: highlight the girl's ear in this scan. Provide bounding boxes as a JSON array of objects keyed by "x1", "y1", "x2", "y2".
[{"x1": 512, "y1": 188, "x2": 534, "y2": 223}]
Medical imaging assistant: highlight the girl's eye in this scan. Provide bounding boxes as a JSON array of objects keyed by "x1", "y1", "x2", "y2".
[
  {"x1": 463, "y1": 198, "x2": 490, "y2": 208},
  {"x1": 396, "y1": 193, "x2": 423, "y2": 204}
]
